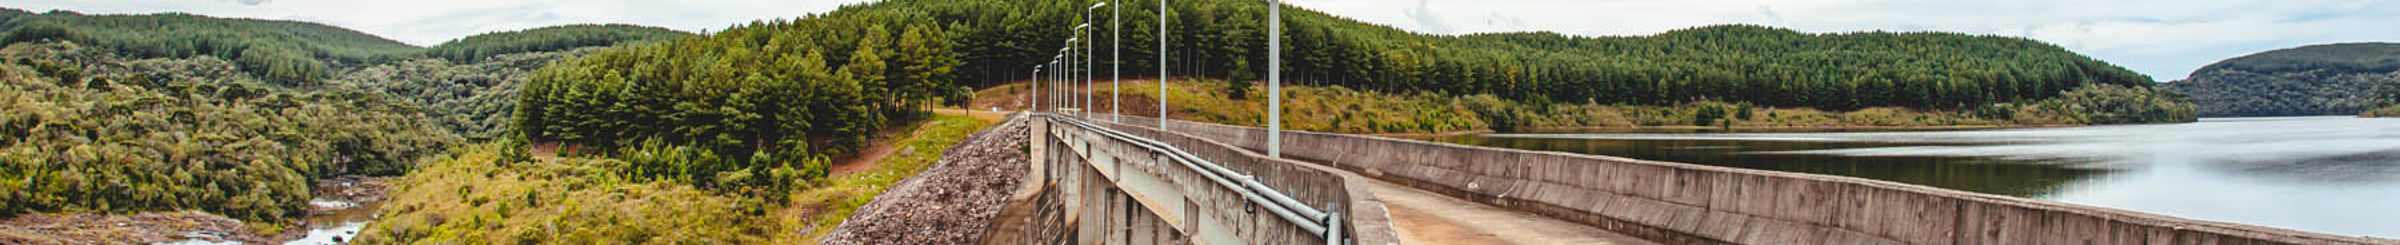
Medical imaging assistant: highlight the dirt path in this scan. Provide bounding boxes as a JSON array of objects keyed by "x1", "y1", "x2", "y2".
[
  {"x1": 830, "y1": 109, "x2": 1006, "y2": 176},
  {"x1": 828, "y1": 139, "x2": 901, "y2": 176},
  {"x1": 933, "y1": 108, "x2": 1008, "y2": 123},
  {"x1": 1364, "y1": 177, "x2": 1658, "y2": 245}
]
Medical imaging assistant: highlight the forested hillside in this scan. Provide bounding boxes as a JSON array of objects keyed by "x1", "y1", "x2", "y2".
[
  {"x1": 0, "y1": 11, "x2": 684, "y2": 230},
  {"x1": 337, "y1": 48, "x2": 604, "y2": 140},
  {"x1": 425, "y1": 24, "x2": 689, "y2": 62},
  {"x1": 0, "y1": 8, "x2": 421, "y2": 85},
  {"x1": 523, "y1": 0, "x2": 2186, "y2": 145},
  {"x1": 514, "y1": 8, "x2": 971, "y2": 195},
  {"x1": 794, "y1": 0, "x2": 2166, "y2": 112},
  {"x1": 0, "y1": 42, "x2": 453, "y2": 221},
  {"x1": 2164, "y1": 43, "x2": 2400, "y2": 117}
]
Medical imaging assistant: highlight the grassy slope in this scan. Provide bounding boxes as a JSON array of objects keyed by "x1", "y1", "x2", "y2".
[
  {"x1": 355, "y1": 114, "x2": 991, "y2": 244},
  {"x1": 782, "y1": 114, "x2": 990, "y2": 242}
]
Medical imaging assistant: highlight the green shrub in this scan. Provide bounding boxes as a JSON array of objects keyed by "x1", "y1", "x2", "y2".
[
  {"x1": 0, "y1": 42, "x2": 453, "y2": 222},
  {"x1": 2361, "y1": 104, "x2": 2400, "y2": 117}
]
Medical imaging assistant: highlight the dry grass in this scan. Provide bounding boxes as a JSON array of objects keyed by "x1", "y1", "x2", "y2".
[
  {"x1": 778, "y1": 114, "x2": 990, "y2": 243},
  {"x1": 353, "y1": 114, "x2": 994, "y2": 244}
]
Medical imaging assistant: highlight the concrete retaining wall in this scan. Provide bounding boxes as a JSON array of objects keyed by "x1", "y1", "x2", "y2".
[{"x1": 1107, "y1": 115, "x2": 2393, "y2": 245}]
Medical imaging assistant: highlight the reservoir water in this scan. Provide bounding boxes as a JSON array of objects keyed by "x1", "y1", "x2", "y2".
[{"x1": 1425, "y1": 116, "x2": 2400, "y2": 238}]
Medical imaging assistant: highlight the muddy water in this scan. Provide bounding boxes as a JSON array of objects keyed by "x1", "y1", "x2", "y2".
[
  {"x1": 1427, "y1": 116, "x2": 2400, "y2": 238},
  {"x1": 281, "y1": 199, "x2": 380, "y2": 245},
  {"x1": 281, "y1": 177, "x2": 389, "y2": 245}
]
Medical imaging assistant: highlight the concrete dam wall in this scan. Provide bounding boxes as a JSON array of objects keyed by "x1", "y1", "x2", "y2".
[
  {"x1": 996, "y1": 115, "x2": 1401, "y2": 245},
  {"x1": 1102, "y1": 115, "x2": 2392, "y2": 245}
]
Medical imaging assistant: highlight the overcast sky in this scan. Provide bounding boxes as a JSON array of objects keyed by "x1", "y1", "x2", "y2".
[{"x1": 8, "y1": 0, "x2": 2397, "y2": 81}]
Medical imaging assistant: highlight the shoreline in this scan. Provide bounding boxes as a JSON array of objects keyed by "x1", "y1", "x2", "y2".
[
  {"x1": 1360, "y1": 123, "x2": 2091, "y2": 139},
  {"x1": 1507, "y1": 123, "x2": 2086, "y2": 133}
]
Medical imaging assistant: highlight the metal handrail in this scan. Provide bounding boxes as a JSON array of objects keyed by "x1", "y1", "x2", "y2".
[
  {"x1": 1039, "y1": 113, "x2": 1343, "y2": 241},
  {"x1": 1065, "y1": 113, "x2": 1332, "y2": 221}
]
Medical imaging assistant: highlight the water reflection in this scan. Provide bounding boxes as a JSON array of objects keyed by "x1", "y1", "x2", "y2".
[
  {"x1": 1425, "y1": 116, "x2": 2400, "y2": 238},
  {"x1": 283, "y1": 198, "x2": 379, "y2": 245}
]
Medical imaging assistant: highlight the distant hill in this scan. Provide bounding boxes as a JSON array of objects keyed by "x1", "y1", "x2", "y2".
[
  {"x1": 521, "y1": 0, "x2": 2178, "y2": 127},
  {"x1": 2193, "y1": 43, "x2": 2400, "y2": 75},
  {"x1": 0, "y1": 8, "x2": 691, "y2": 86},
  {"x1": 426, "y1": 24, "x2": 690, "y2": 62},
  {"x1": 0, "y1": 8, "x2": 422, "y2": 85},
  {"x1": 2164, "y1": 43, "x2": 2400, "y2": 117}
]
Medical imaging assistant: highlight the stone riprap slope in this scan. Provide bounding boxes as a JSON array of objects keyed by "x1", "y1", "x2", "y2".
[{"x1": 820, "y1": 114, "x2": 1030, "y2": 244}]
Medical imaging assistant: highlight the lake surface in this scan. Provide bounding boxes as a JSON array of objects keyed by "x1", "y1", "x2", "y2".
[{"x1": 1425, "y1": 116, "x2": 2400, "y2": 238}]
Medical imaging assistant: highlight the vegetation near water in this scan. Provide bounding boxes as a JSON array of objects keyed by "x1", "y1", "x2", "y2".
[
  {"x1": 1030, "y1": 79, "x2": 2192, "y2": 134},
  {"x1": 2164, "y1": 43, "x2": 2400, "y2": 117},
  {"x1": 0, "y1": 7, "x2": 686, "y2": 233},
  {"x1": 0, "y1": 42, "x2": 454, "y2": 223},
  {"x1": 2366, "y1": 104, "x2": 2400, "y2": 118}
]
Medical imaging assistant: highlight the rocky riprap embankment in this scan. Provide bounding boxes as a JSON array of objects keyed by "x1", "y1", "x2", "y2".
[{"x1": 819, "y1": 114, "x2": 1030, "y2": 244}]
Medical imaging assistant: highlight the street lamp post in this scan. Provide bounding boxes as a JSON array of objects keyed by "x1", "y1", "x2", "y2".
[
  {"x1": 1046, "y1": 54, "x2": 1056, "y2": 112},
  {"x1": 1266, "y1": 0, "x2": 1282, "y2": 158},
  {"x1": 1032, "y1": 65, "x2": 1042, "y2": 112},
  {"x1": 1080, "y1": 7, "x2": 1096, "y2": 119},
  {"x1": 1071, "y1": 29, "x2": 1085, "y2": 116},
  {"x1": 1110, "y1": 0, "x2": 1122, "y2": 123},
  {"x1": 1056, "y1": 55, "x2": 1065, "y2": 111},
  {"x1": 1065, "y1": 47, "x2": 1075, "y2": 112},
  {"x1": 1157, "y1": 0, "x2": 1168, "y2": 129}
]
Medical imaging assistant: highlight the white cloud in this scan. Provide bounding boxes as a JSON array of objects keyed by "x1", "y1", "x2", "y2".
[{"x1": 6, "y1": 0, "x2": 2396, "y2": 81}]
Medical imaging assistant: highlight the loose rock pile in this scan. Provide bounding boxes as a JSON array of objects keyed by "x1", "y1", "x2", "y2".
[{"x1": 819, "y1": 114, "x2": 1030, "y2": 244}]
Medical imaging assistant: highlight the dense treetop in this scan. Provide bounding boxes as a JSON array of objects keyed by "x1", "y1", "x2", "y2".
[
  {"x1": 794, "y1": 0, "x2": 2157, "y2": 111},
  {"x1": 0, "y1": 8, "x2": 694, "y2": 87},
  {"x1": 426, "y1": 24, "x2": 690, "y2": 62},
  {"x1": 2165, "y1": 43, "x2": 2400, "y2": 117},
  {"x1": 515, "y1": 5, "x2": 971, "y2": 193},
  {"x1": 0, "y1": 7, "x2": 422, "y2": 85},
  {"x1": 0, "y1": 9, "x2": 688, "y2": 223},
  {"x1": 0, "y1": 42, "x2": 455, "y2": 221}
]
